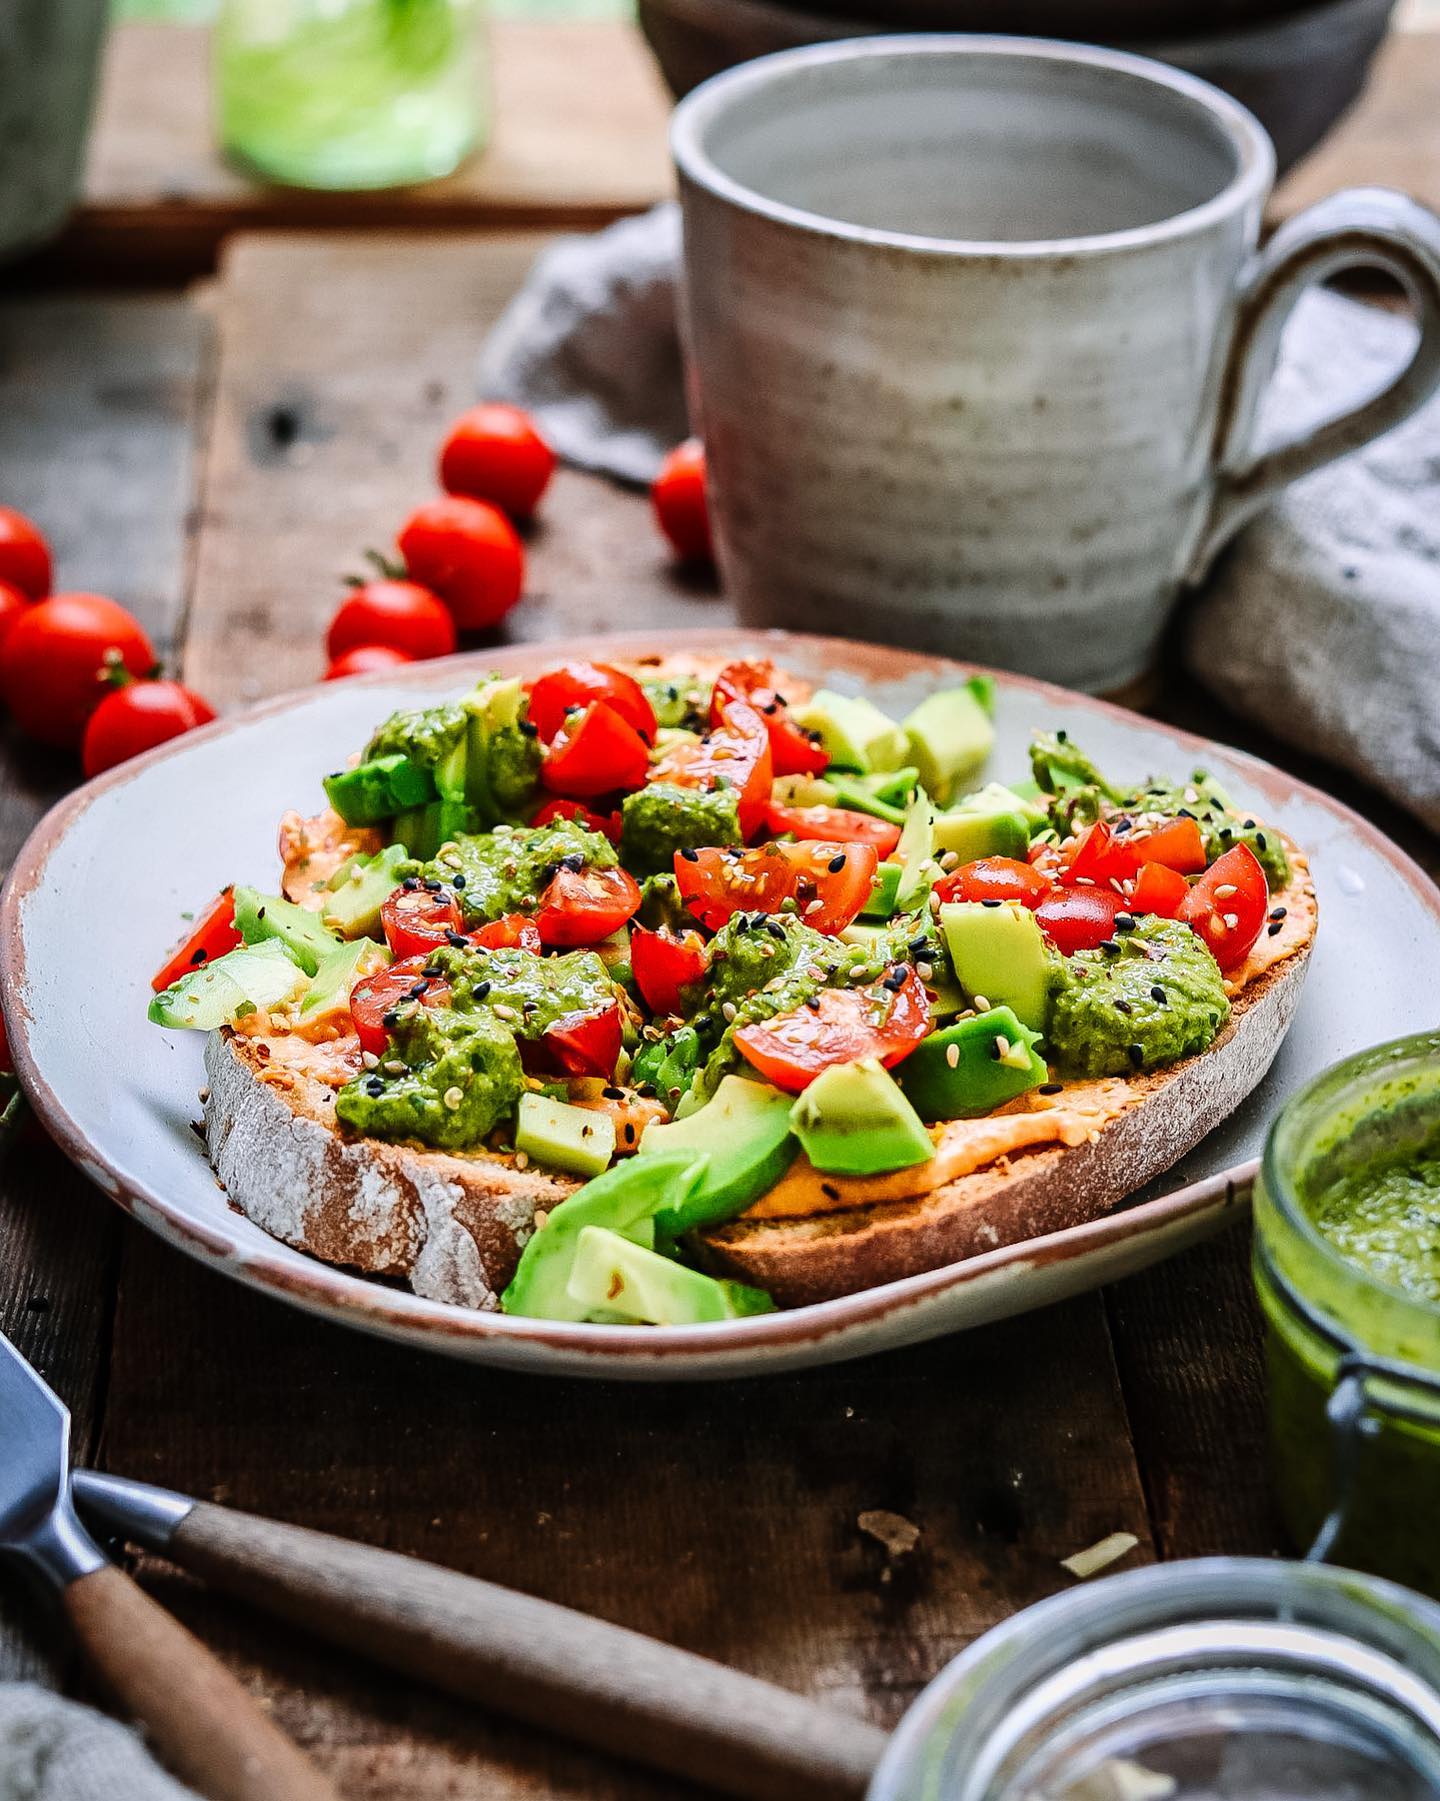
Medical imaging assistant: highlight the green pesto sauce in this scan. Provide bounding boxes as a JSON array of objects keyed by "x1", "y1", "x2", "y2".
[
  {"x1": 1311, "y1": 1145, "x2": 1440, "y2": 1305},
  {"x1": 1125, "y1": 776, "x2": 1291, "y2": 891},
  {"x1": 365, "y1": 702, "x2": 466, "y2": 767},
  {"x1": 620, "y1": 782, "x2": 742, "y2": 876},
  {"x1": 421, "y1": 820, "x2": 616, "y2": 924},
  {"x1": 1047, "y1": 916, "x2": 1229, "y2": 1078}
]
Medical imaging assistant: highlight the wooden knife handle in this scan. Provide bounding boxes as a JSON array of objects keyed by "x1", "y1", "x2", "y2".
[
  {"x1": 62, "y1": 1564, "x2": 340, "y2": 1801},
  {"x1": 170, "y1": 1500, "x2": 885, "y2": 1801}
]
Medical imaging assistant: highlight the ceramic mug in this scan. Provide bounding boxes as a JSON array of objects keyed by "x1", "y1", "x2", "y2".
[{"x1": 671, "y1": 36, "x2": 1440, "y2": 693}]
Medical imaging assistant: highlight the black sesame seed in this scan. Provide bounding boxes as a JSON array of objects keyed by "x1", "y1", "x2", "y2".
[
  {"x1": 981, "y1": 898, "x2": 1002, "y2": 909},
  {"x1": 1256, "y1": 833, "x2": 1268, "y2": 851},
  {"x1": 804, "y1": 995, "x2": 821, "y2": 1011},
  {"x1": 403, "y1": 875, "x2": 421, "y2": 891},
  {"x1": 423, "y1": 877, "x2": 443, "y2": 892},
  {"x1": 562, "y1": 853, "x2": 586, "y2": 874},
  {"x1": 1127, "y1": 1043, "x2": 1145, "y2": 1068},
  {"x1": 452, "y1": 873, "x2": 466, "y2": 889},
  {"x1": 189, "y1": 947, "x2": 208, "y2": 966},
  {"x1": 637, "y1": 1082, "x2": 658, "y2": 1098},
  {"x1": 1150, "y1": 985, "x2": 1167, "y2": 1005},
  {"x1": 827, "y1": 853, "x2": 847, "y2": 874},
  {"x1": 1270, "y1": 906, "x2": 1287, "y2": 921},
  {"x1": 382, "y1": 1009, "x2": 399, "y2": 1029},
  {"x1": 256, "y1": 905, "x2": 267, "y2": 920},
  {"x1": 1243, "y1": 818, "x2": 1256, "y2": 830},
  {"x1": 1056, "y1": 729, "x2": 1069, "y2": 743},
  {"x1": 473, "y1": 981, "x2": 491, "y2": 1000},
  {"x1": 1113, "y1": 999, "x2": 1132, "y2": 1015},
  {"x1": 408, "y1": 982, "x2": 428, "y2": 1000},
  {"x1": 820, "y1": 1182, "x2": 841, "y2": 1201},
  {"x1": 1177, "y1": 807, "x2": 1194, "y2": 820},
  {"x1": 679, "y1": 848, "x2": 700, "y2": 862},
  {"x1": 518, "y1": 719, "x2": 539, "y2": 737},
  {"x1": 1268, "y1": 920, "x2": 1284, "y2": 936},
  {"x1": 1098, "y1": 939, "x2": 1120, "y2": 955},
  {"x1": 602, "y1": 1085, "x2": 625, "y2": 1100},
  {"x1": 1039, "y1": 1082, "x2": 1063, "y2": 1095},
  {"x1": 623, "y1": 1123, "x2": 636, "y2": 1144},
  {"x1": 423, "y1": 963, "x2": 443, "y2": 978},
  {"x1": 445, "y1": 930, "x2": 468, "y2": 948},
  {"x1": 1114, "y1": 913, "x2": 1135, "y2": 933},
  {"x1": 365, "y1": 1076, "x2": 385, "y2": 1096}
]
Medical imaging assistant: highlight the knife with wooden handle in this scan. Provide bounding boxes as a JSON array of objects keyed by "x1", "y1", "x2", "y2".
[{"x1": 74, "y1": 1469, "x2": 888, "y2": 1801}]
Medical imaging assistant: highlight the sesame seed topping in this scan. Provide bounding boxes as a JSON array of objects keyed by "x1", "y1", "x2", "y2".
[
  {"x1": 443, "y1": 1086, "x2": 463, "y2": 1110},
  {"x1": 945, "y1": 1043, "x2": 960, "y2": 1068}
]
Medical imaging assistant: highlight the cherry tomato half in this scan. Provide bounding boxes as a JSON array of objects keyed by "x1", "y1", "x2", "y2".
[
  {"x1": 764, "y1": 802, "x2": 900, "y2": 858},
  {"x1": 713, "y1": 660, "x2": 828, "y2": 778},
  {"x1": 349, "y1": 956, "x2": 451, "y2": 1057},
  {"x1": 380, "y1": 884, "x2": 464, "y2": 960},
  {"x1": 530, "y1": 797, "x2": 622, "y2": 845},
  {"x1": 1035, "y1": 886, "x2": 1125, "y2": 956},
  {"x1": 1061, "y1": 820, "x2": 1140, "y2": 889},
  {"x1": 1178, "y1": 842, "x2": 1269, "y2": 973},
  {"x1": 325, "y1": 645, "x2": 416, "y2": 681},
  {"x1": 526, "y1": 661, "x2": 657, "y2": 745},
  {"x1": 535, "y1": 865, "x2": 642, "y2": 946},
  {"x1": 327, "y1": 580, "x2": 456, "y2": 663},
  {"x1": 651, "y1": 438, "x2": 711, "y2": 563},
  {"x1": 439, "y1": 403, "x2": 556, "y2": 520},
  {"x1": 650, "y1": 700, "x2": 773, "y2": 840},
  {"x1": 540, "y1": 700, "x2": 651, "y2": 800},
  {"x1": 734, "y1": 966, "x2": 932, "y2": 1093},
  {"x1": 151, "y1": 888, "x2": 241, "y2": 992},
  {"x1": 630, "y1": 926, "x2": 709, "y2": 1017},
  {"x1": 1129, "y1": 860, "x2": 1190, "y2": 919},
  {"x1": 673, "y1": 839, "x2": 878, "y2": 937},
  {"x1": 0, "y1": 507, "x2": 52, "y2": 600},
  {"x1": 1133, "y1": 815, "x2": 1207, "y2": 875},
  {"x1": 0, "y1": 593, "x2": 155, "y2": 749},
  {"x1": 397, "y1": 496, "x2": 524, "y2": 632},
  {"x1": 936, "y1": 857, "x2": 1053, "y2": 909},
  {"x1": 543, "y1": 1000, "x2": 624, "y2": 1080},
  {"x1": 469, "y1": 913, "x2": 544, "y2": 954},
  {"x1": 82, "y1": 678, "x2": 215, "y2": 779}
]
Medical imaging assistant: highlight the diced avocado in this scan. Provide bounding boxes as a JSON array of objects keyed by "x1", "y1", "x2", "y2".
[
  {"x1": 792, "y1": 689, "x2": 908, "y2": 774},
  {"x1": 931, "y1": 805, "x2": 1031, "y2": 863},
  {"x1": 940, "y1": 901, "x2": 1051, "y2": 1032},
  {"x1": 564, "y1": 1227, "x2": 774, "y2": 1324},
  {"x1": 771, "y1": 772, "x2": 838, "y2": 811},
  {"x1": 771, "y1": 768, "x2": 915, "y2": 827},
  {"x1": 464, "y1": 677, "x2": 542, "y2": 825},
  {"x1": 501, "y1": 1151, "x2": 707, "y2": 1322},
  {"x1": 860, "y1": 860, "x2": 903, "y2": 919},
  {"x1": 899, "y1": 1006, "x2": 1048, "y2": 1121},
  {"x1": 639, "y1": 1073, "x2": 796, "y2": 1236},
  {"x1": 321, "y1": 843, "x2": 410, "y2": 940},
  {"x1": 955, "y1": 780, "x2": 1050, "y2": 836},
  {"x1": 790, "y1": 1059, "x2": 935, "y2": 1176},
  {"x1": 148, "y1": 941, "x2": 308, "y2": 1031},
  {"x1": 391, "y1": 799, "x2": 443, "y2": 861},
  {"x1": 232, "y1": 886, "x2": 341, "y2": 976},
  {"x1": 892, "y1": 792, "x2": 935, "y2": 911},
  {"x1": 300, "y1": 939, "x2": 389, "y2": 1029},
  {"x1": 324, "y1": 754, "x2": 436, "y2": 828},
  {"x1": 515, "y1": 1092, "x2": 616, "y2": 1178},
  {"x1": 903, "y1": 686, "x2": 994, "y2": 805}
]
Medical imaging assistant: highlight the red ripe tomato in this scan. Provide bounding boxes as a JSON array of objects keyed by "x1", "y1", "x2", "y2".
[
  {"x1": 1129, "y1": 860, "x2": 1190, "y2": 919},
  {"x1": 1132, "y1": 816, "x2": 1207, "y2": 875},
  {"x1": 1178, "y1": 843, "x2": 1269, "y2": 972},
  {"x1": 630, "y1": 926, "x2": 708, "y2": 1016},
  {"x1": 530, "y1": 797, "x2": 622, "y2": 844},
  {"x1": 526, "y1": 661, "x2": 657, "y2": 745},
  {"x1": 397, "y1": 496, "x2": 524, "y2": 632},
  {"x1": 936, "y1": 857, "x2": 1053, "y2": 909},
  {"x1": 81, "y1": 679, "x2": 215, "y2": 779},
  {"x1": 1061, "y1": 820, "x2": 1141, "y2": 889},
  {"x1": 0, "y1": 580, "x2": 32, "y2": 652},
  {"x1": 327, "y1": 580, "x2": 456, "y2": 663},
  {"x1": 380, "y1": 883, "x2": 464, "y2": 960},
  {"x1": 469, "y1": 913, "x2": 544, "y2": 954},
  {"x1": 325, "y1": 645, "x2": 416, "y2": 681},
  {"x1": 673, "y1": 839, "x2": 878, "y2": 936},
  {"x1": 1035, "y1": 886, "x2": 1125, "y2": 956},
  {"x1": 764, "y1": 802, "x2": 900, "y2": 857},
  {"x1": 349, "y1": 956, "x2": 451, "y2": 1056},
  {"x1": 650, "y1": 700, "x2": 773, "y2": 840},
  {"x1": 439, "y1": 403, "x2": 556, "y2": 519},
  {"x1": 541, "y1": 700, "x2": 651, "y2": 800},
  {"x1": 151, "y1": 888, "x2": 241, "y2": 992},
  {"x1": 0, "y1": 594, "x2": 154, "y2": 748},
  {"x1": 535, "y1": 865, "x2": 642, "y2": 946},
  {"x1": 543, "y1": 1001, "x2": 623, "y2": 1080},
  {"x1": 651, "y1": 439, "x2": 711, "y2": 563},
  {"x1": 0, "y1": 507, "x2": 52, "y2": 599},
  {"x1": 734, "y1": 966, "x2": 932, "y2": 1093},
  {"x1": 713, "y1": 660, "x2": 828, "y2": 778}
]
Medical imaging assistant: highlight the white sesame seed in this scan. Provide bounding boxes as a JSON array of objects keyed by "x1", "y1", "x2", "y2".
[
  {"x1": 994, "y1": 1035, "x2": 1011, "y2": 1059},
  {"x1": 443, "y1": 1086, "x2": 463, "y2": 1110},
  {"x1": 361, "y1": 1051, "x2": 379, "y2": 1069},
  {"x1": 927, "y1": 891, "x2": 942, "y2": 913},
  {"x1": 1214, "y1": 883, "x2": 1237, "y2": 899},
  {"x1": 1222, "y1": 913, "x2": 1239, "y2": 930},
  {"x1": 533, "y1": 1208, "x2": 549, "y2": 1231},
  {"x1": 493, "y1": 1003, "x2": 518, "y2": 1021},
  {"x1": 940, "y1": 851, "x2": 960, "y2": 871},
  {"x1": 945, "y1": 1042, "x2": 960, "y2": 1068},
  {"x1": 973, "y1": 994, "x2": 991, "y2": 1012},
  {"x1": 805, "y1": 898, "x2": 824, "y2": 916},
  {"x1": 915, "y1": 961, "x2": 934, "y2": 982},
  {"x1": 383, "y1": 1059, "x2": 406, "y2": 1075},
  {"x1": 722, "y1": 1001, "x2": 737, "y2": 1022},
  {"x1": 515, "y1": 1150, "x2": 530, "y2": 1170}
]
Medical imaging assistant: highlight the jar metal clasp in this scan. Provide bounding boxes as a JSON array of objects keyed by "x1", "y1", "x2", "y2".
[{"x1": 1307, "y1": 1349, "x2": 1440, "y2": 1565}]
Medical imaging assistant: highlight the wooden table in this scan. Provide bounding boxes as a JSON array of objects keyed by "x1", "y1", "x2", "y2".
[{"x1": 2, "y1": 21, "x2": 1438, "y2": 1799}]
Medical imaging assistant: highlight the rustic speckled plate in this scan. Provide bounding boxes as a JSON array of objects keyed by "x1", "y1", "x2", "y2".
[{"x1": 5, "y1": 631, "x2": 1438, "y2": 1379}]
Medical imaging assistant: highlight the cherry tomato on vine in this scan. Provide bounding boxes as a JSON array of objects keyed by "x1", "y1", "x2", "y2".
[
  {"x1": 439, "y1": 403, "x2": 556, "y2": 519},
  {"x1": 397, "y1": 496, "x2": 524, "y2": 631},
  {"x1": 651, "y1": 439, "x2": 711, "y2": 563},
  {"x1": 82, "y1": 677, "x2": 215, "y2": 778},
  {"x1": 327, "y1": 580, "x2": 456, "y2": 663},
  {"x1": 325, "y1": 644, "x2": 416, "y2": 681}
]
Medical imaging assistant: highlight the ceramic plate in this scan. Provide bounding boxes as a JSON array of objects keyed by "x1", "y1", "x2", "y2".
[{"x1": 5, "y1": 631, "x2": 1438, "y2": 1379}]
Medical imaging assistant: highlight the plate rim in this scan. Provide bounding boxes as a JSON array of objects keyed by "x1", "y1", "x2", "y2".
[{"x1": 5, "y1": 627, "x2": 1437, "y2": 1367}]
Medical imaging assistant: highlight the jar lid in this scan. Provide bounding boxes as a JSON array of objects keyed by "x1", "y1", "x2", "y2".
[{"x1": 870, "y1": 1559, "x2": 1440, "y2": 1800}]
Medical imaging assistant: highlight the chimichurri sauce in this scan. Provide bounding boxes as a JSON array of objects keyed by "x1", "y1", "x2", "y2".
[{"x1": 1311, "y1": 1148, "x2": 1440, "y2": 1304}]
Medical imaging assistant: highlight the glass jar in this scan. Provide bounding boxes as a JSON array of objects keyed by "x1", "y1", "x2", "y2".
[
  {"x1": 1253, "y1": 1030, "x2": 1440, "y2": 1597},
  {"x1": 216, "y1": 0, "x2": 488, "y2": 191},
  {"x1": 870, "y1": 1558, "x2": 1440, "y2": 1800}
]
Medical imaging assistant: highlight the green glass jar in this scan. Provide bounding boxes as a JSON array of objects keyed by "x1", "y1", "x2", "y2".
[
  {"x1": 1254, "y1": 1030, "x2": 1440, "y2": 1597},
  {"x1": 216, "y1": 0, "x2": 488, "y2": 191}
]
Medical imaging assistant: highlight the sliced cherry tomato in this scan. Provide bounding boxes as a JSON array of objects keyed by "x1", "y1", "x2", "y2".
[
  {"x1": 1178, "y1": 843, "x2": 1269, "y2": 973},
  {"x1": 397, "y1": 496, "x2": 524, "y2": 632},
  {"x1": 936, "y1": 856, "x2": 1053, "y2": 909},
  {"x1": 713, "y1": 659, "x2": 828, "y2": 778},
  {"x1": 1129, "y1": 860, "x2": 1190, "y2": 919},
  {"x1": 1132, "y1": 815, "x2": 1207, "y2": 875},
  {"x1": 541, "y1": 700, "x2": 651, "y2": 800},
  {"x1": 81, "y1": 677, "x2": 215, "y2": 779},
  {"x1": 764, "y1": 802, "x2": 900, "y2": 857},
  {"x1": 530, "y1": 796, "x2": 622, "y2": 845},
  {"x1": 650, "y1": 700, "x2": 773, "y2": 840},
  {"x1": 0, "y1": 507, "x2": 51, "y2": 599},
  {"x1": 439, "y1": 403, "x2": 556, "y2": 519},
  {"x1": 469, "y1": 913, "x2": 543, "y2": 954},
  {"x1": 734, "y1": 966, "x2": 932, "y2": 1093},
  {"x1": 651, "y1": 438, "x2": 711, "y2": 563},
  {"x1": 380, "y1": 883, "x2": 464, "y2": 960},
  {"x1": 151, "y1": 888, "x2": 241, "y2": 992},
  {"x1": 630, "y1": 926, "x2": 708, "y2": 1016},
  {"x1": 1061, "y1": 820, "x2": 1141, "y2": 889},
  {"x1": 543, "y1": 1000, "x2": 624, "y2": 1080},
  {"x1": 325, "y1": 645, "x2": 416, "y2": 681},
  {"x1": 673, "y1": 839, "x2": 878, "y2": 936},
  {"x1": 1035, "y1": 886, "x2": 1124, "y2": 956},
  {"x1": 526, "y1": 661, "x2": 656, "y2": 745},
  {"x1": 0, "y1": 592, "x2": 154, "y2": 748},
  {"x1": 349, "y1": 956, "x2": 451, "y2": 1057},
  {"x1": 326, "y1": 579, "x2": 456, "y2": 663},
  {"x1": 535, "y1": 864, "x2": 642, "y2": 946}
]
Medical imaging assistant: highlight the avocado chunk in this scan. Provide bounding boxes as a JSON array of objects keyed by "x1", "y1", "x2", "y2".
[
  {"x1": 324, "y1": 754, "x2": 436, "y2": 828},
  {"x1": 892, "y1": 792, "x2": 935, "y2": 911},
  {"x1": 565, "y1": 1227, "x2": 774, "y2": 1324},
  {"x1": 792, "y1": 689, "x2": 908, "y2": 774},
  {"x1": 464, "y1": 676, "x2": 543, "y2": 826},
  {"x1": 790, "y1": 1058, "x2": 935, "y2": 1176},
  {"x1": 860, "y1": 860, "x2": 903, "y2": 919},
  {"x1": 148, "y1": 941, "x2": 308, "y2": 1031},
  {"x1": 515, "y1": 1092, "x2": 616, "y2": 1178},
  {"x1": 639, "y1": 1073, "x2": 797, "y2": 1236},
  {"x1": 321, "y1": 843, "x2": 410, "y2": 940},
  {"x1": 899, "y1": 1006, "x2": 1047, "y2": 1121},
  {"x1": 391, "y1": 799, "x2": 443, "y2": 861},
  {"x1": 902, "y1": 686, "x2": 994, "y2": 805},
  {"x1": 300, "y1": 939, "x2": 389, "y2": 1029},
  {"x1": 233, "y1": 886, "x2": 342, "y2": 976},
  {"x1": 932, "y1": 801, "x2": 1031, "y2": 863},
  {"x1": 940, "y1": 900, "x2": 1050, "y2": 1032},
  {"x1": 501, "y1": 1151, "x2": 708, "y2": 1322}
]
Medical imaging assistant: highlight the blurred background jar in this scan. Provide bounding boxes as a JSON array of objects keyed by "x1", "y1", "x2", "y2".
[
  {"x1": 0, "y1": 0, "x2": 110, "y2": 261},
  {"x1": 215, "y1": 0, "x2": 489, "y2": 190}
]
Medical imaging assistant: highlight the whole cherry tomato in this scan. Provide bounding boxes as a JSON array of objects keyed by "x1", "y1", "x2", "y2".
[
  {"x1": 439, "y1": 403, "x2": 556, "y2": 519},
  {"x1": 1178, "y1": 843, "x2": 1269, "y2": 972},
  {"x1": 326, "y1": 645, "x2": 416, "y2": 680},
  {"x1": 327, "y1": 580, "x2": 456, "y2": 663},
  {"x1": 0, "y1": 507, "x2": 51, "y2": 599},
  {"x1": 0, "y1": 581, "x2": 32, "y2": 652},
  {"x1": 82, "y1": 677, "x2": 216, "y2": 778},
  {"x1": 397, "y1": 496, "x2": 524, "y2": 632},
  {"x1": 525, "y1": 661, "x2": 657, "y2": 745},
  {"x1": 651, "y1": 439, "x2": 711, "y2": 563},
  {"x1": 540, "y1": 701, "x2": 651, "y2": 799},
  {"x1": 734, "y1": 966, "x2": 932, "y2": 1093},
  {"x1": 151, "y1": 888, "x2": 241, "y2": 993},
  {"x1": 0, "y1": 593, "x2": 153, "y2": 748}
]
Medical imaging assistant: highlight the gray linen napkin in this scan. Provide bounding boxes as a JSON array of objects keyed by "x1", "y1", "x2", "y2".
[
  {"x1": 0, "y1": 1683, "x2": 198, "y2": 1801},
  {"x1": 478, "y1": 204, "x2": 1440, "y2": 834}
]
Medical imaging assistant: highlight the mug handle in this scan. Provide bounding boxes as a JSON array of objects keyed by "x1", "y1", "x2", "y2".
[{"x1": 1189, "y1": 187, "x2": 1440, "y2": 580}]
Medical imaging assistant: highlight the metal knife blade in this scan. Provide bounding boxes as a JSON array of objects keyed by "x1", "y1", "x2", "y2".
[{"x1": 0, "y1": 1330, "x2": 105, "y2": 1587}]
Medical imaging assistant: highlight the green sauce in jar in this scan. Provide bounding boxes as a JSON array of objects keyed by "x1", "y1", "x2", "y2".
[{"x1": 1311, "y1": 1141, "x2": 1440, "y2": 1304}]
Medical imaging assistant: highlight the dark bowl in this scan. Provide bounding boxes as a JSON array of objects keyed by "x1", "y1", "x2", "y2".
[{"x1": 638, "y1": 0, "x2": 1399, "y2": 173}]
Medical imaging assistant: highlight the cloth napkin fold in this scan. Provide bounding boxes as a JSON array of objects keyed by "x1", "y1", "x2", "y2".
[
  {"x1": 478, "y1": 204, "x2": 1440, "y2": 835},
  {"x1": 0, "y1": 1683, "x2": 198, "y2": 1801}
]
